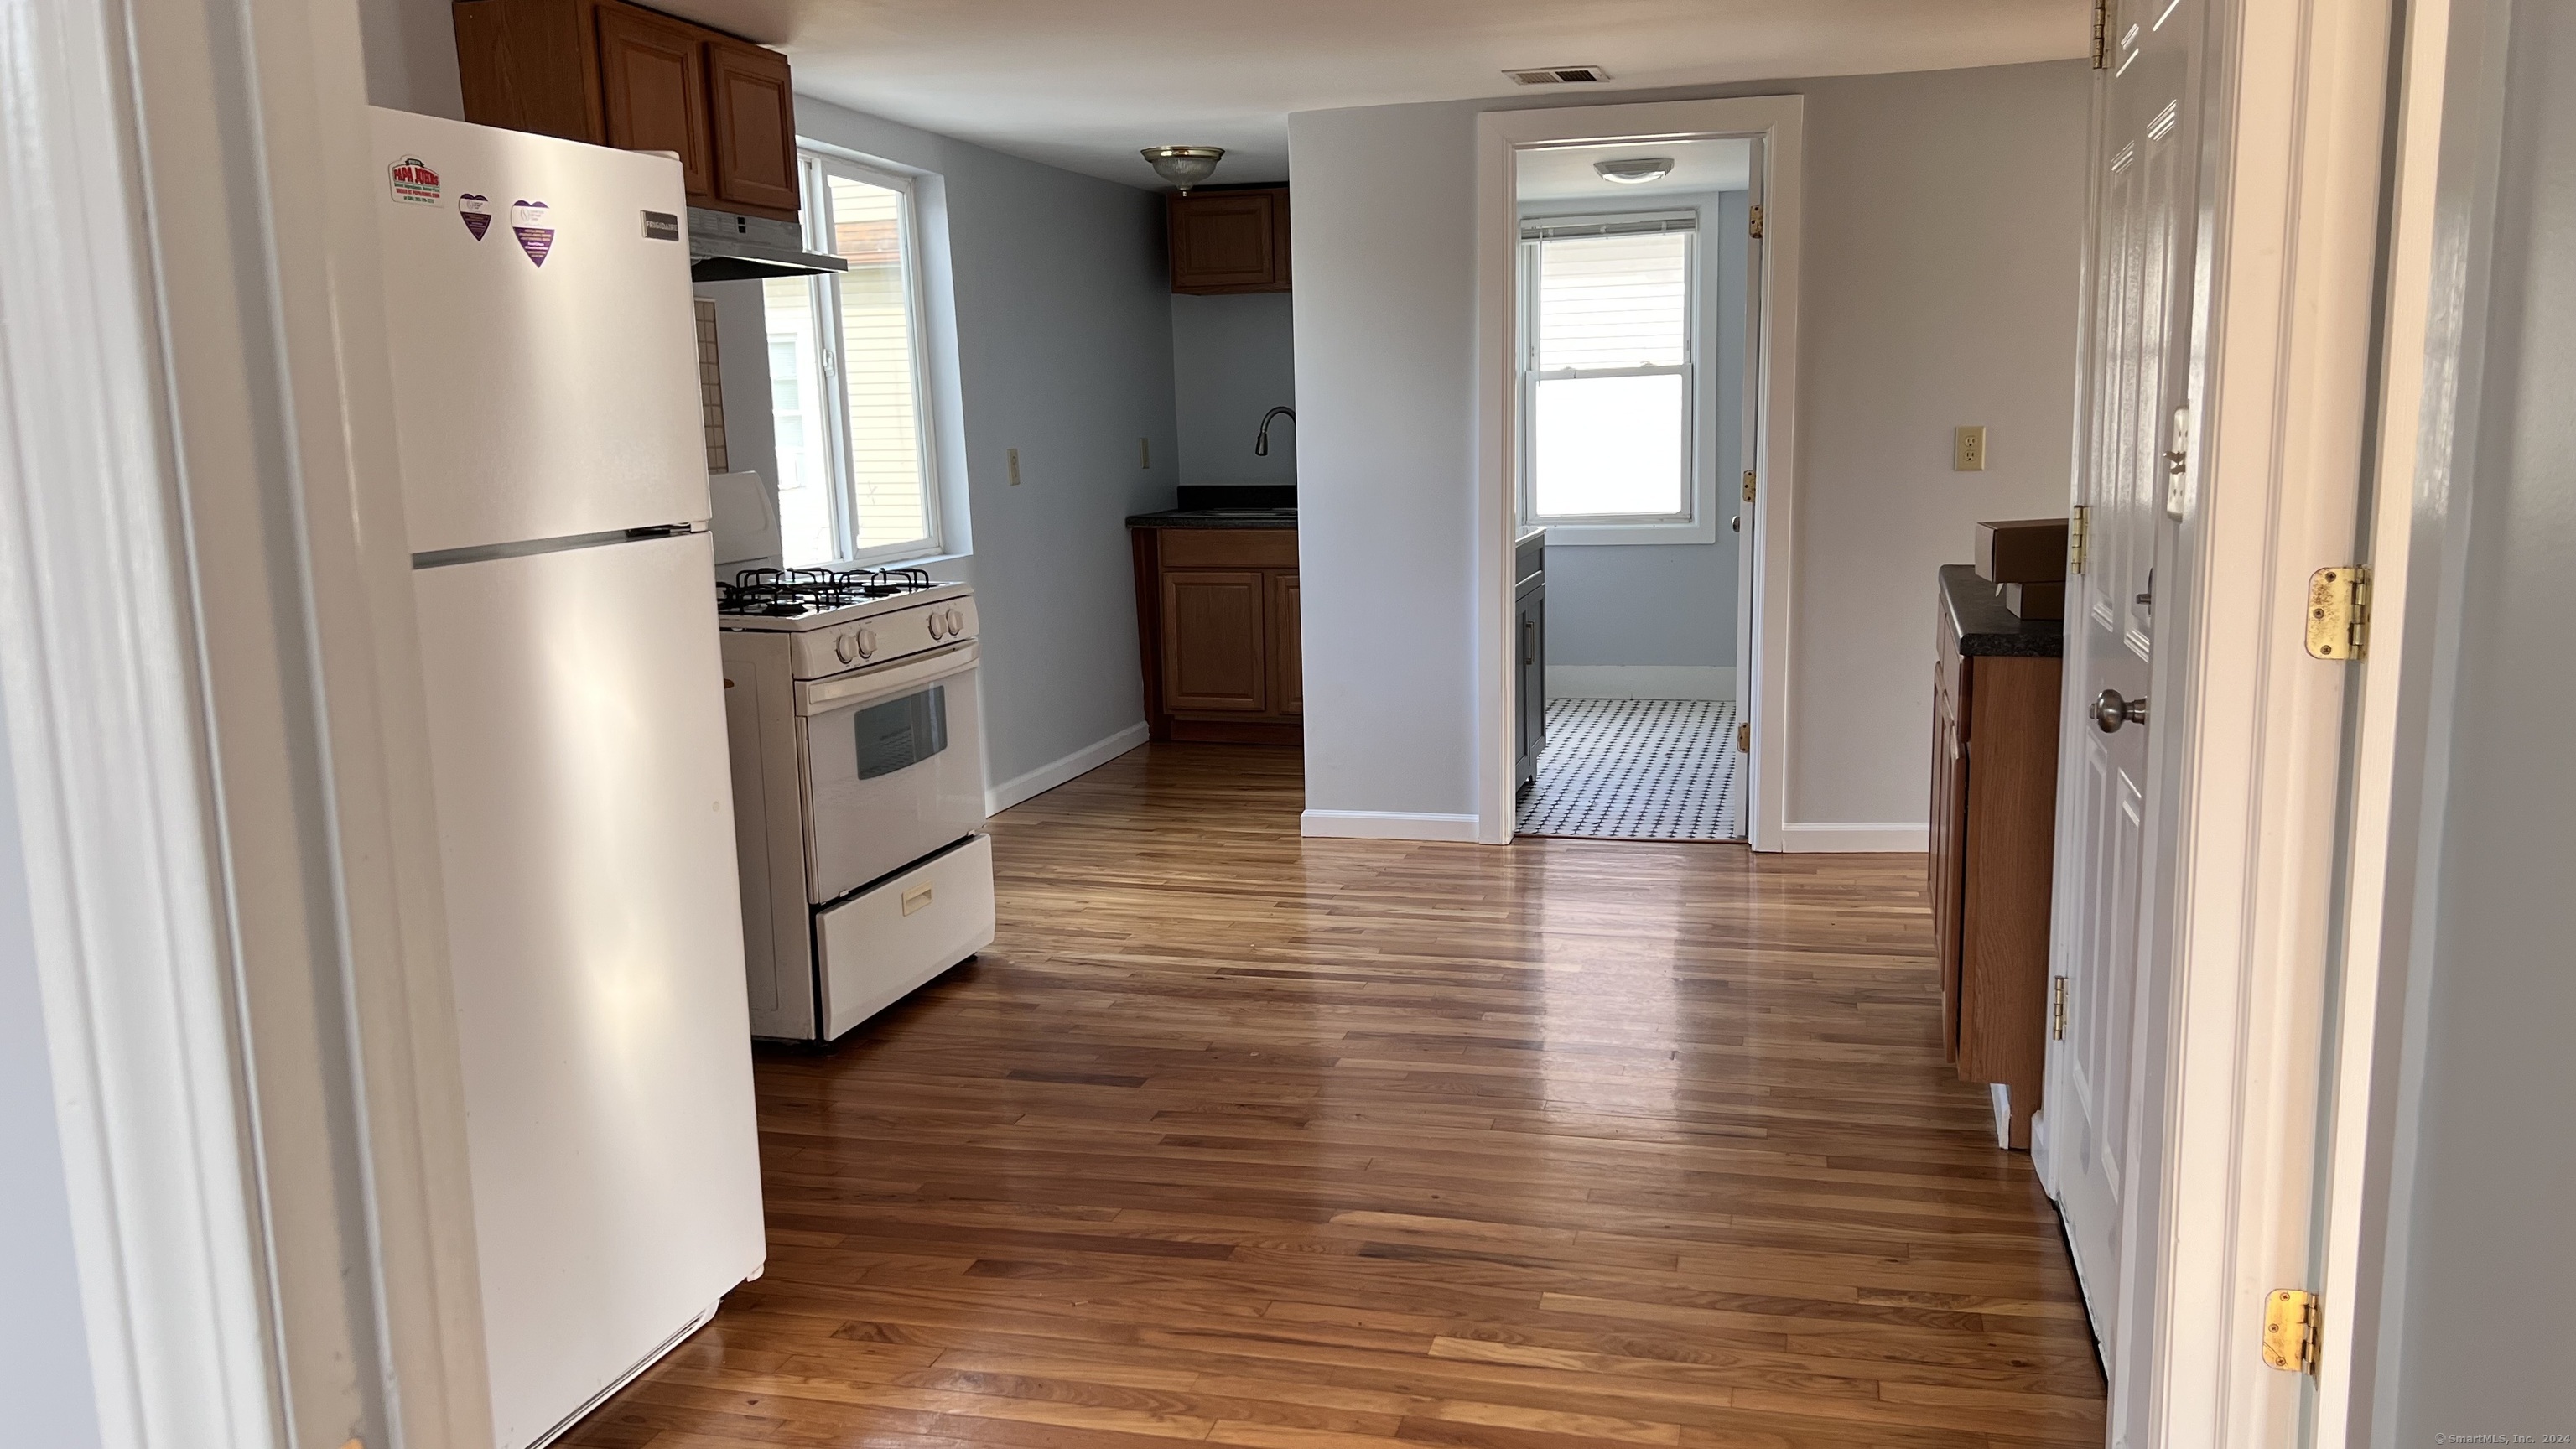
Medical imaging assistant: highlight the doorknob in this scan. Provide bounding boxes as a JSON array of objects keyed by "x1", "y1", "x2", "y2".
[
  {"x1": 2092, "y1": 688, "x2": 2148, "y2": 732},
  {"x1": 1731, "y1": 514, "x2": 1742, "y2": 533}
]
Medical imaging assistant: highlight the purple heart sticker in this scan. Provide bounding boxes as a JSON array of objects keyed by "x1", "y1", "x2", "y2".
[
  {"x1": 510, "y1": 200, "x2": 554, "y2": 267},
  {"x1": 457, "y1": 193, "x2": 492, "y2": 241}
]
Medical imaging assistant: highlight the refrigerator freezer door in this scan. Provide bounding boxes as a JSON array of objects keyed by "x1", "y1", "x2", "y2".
[
  {"x1": 373, "y1": 107, "x2": 711, "y2": 553},
  {"x1": 413, "y1": 531, "x2": 764, "y2": 1449}
]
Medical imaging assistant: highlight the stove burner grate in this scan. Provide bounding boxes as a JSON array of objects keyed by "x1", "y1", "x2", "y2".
[{"x1": 716, "y1": 565, "x2": 940, "y2": 618}]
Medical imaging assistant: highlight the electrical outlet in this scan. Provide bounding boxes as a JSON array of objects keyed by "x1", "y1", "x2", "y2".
[
  {"x1": 1140, "y1": 437, "x2": 1150, "y2": 469},
  {"x1": 1008, "y1": 447, "x2": 1021, "y2": 486},
  {"x1": 1953, "y1": 425, "x2": 1988, "y2": 471}
]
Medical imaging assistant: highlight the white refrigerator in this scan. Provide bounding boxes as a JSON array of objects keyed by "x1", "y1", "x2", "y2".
[{"x1": 371, "y1": 108, "x2": 766, "y2": 1449}]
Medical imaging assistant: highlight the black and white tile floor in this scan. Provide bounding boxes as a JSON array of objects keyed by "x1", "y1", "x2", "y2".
[{"x1": 1514, "y1": 697, "x2": 1744, "y2": 843}]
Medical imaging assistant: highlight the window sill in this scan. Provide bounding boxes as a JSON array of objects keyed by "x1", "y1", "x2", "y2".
[{"x1": 1524, "y1": 517, "x2": 1721, "y2": 546}]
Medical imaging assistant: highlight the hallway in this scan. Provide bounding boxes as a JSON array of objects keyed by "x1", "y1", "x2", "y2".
[{"x1": 568, "y1": 743, "x2": 2104, "y2": 1448}]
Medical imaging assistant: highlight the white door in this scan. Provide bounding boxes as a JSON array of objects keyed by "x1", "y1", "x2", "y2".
[
  {"x1": 413, "y1": 531, "x2": 766, "y2": 1448},
  {"x1": 371, "y1": 107, "x2": 709, "y2": 553},
  {"x1": 2041, "y1": 0, "x2": 2205, "y2": 1359},
  {"x1": 1729, "y1": 150, "x2": 1763, "y2": 839}
]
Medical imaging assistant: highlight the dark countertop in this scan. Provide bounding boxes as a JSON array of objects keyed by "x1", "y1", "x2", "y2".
[
  {"x1": 1126, "y1": 508, "x2": 1297, "y2": 530},
  {"x1": 1942, "y1": 564, "x2": 2063, "y2": 657}
]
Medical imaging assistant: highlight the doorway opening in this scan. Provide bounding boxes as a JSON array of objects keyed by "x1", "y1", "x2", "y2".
[{"x1": 1475, "y1": 97, "x2": 1801, "y2": 848}]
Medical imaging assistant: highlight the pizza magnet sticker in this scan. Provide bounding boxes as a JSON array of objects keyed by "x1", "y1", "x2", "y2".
[
  {"x1": 387, "y1": 156, "x2": 439, "y2": 205},
  {"x1": 457, "y1": 193, "x2": 492, "y2": 241},
  {"x1": 511, "y1": 200, "x2": 554, "y2": 266}
]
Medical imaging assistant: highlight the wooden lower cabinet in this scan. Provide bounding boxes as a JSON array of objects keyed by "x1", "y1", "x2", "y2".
[
  {"x1": 1131, "y1": 527, "x2": 1300, "y2": 743},
  {"x1": 1929, "y1": 569, "x2": 2062, "y2": 1150}
]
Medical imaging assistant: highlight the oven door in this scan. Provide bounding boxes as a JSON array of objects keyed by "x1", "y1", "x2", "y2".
[{"x1": 797, "y1": 641, "x2": 987, "y2": 902}]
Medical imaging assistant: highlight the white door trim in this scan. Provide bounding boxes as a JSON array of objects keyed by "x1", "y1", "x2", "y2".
[
  {"x1": 0, "y1": 0, "x2": 490, "y2": 1442},
  {"x1": 2132, "y1": 0, "x2": 2405, "y2": 1442},
  {"x1": 1473, "y1": 96, "x2": 1803, "y2": 848}
]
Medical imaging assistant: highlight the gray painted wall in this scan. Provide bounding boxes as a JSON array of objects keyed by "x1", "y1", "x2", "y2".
[
  {"x1": 1290, "y1": 62, "x2": 2087, "y2": 827},
  {"x1": 356, "y1": 0, "x2": 462, "y2": 118},
  {"x1": 1541, "y1": 190, "x2": 1747, "y2": 672},
  {"x1": 2364, "y1": 0, "x2": 2576, "y2": 1433},
  {"x1": 1171, "y1": 293, "x2": 1297, "y2": 488},
  {"x1": 0, "y1": 678, "x2": 105, "y2": 1446},
  {"x1": 769, "y1": 98, "x2": 1180, "y2": 796}
]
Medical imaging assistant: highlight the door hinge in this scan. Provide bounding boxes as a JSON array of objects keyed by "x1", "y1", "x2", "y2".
[
  {"x1": 2262, "y1": 1288, "x2": 2320, "y2": 1374},
  {"x1": 1742, "y1": 470, "x2": 1757, "y2": 503},
  {"x1": 1748, "y1": 204, "x2": 1763, "y2": 239},
  {"x1": 1736, "y1": 721, "x2": 1750, "y2": 751},
  {"x1": 2050, "y1": 976, "x2": 2069, "y2": 1040},
  {"x1": 2092, "y1": 0, "x2": 2112, "y2": 68},
  {"x1": 2304, "y1": 565, "x2": 2371, "y2": 660},
  {"x1": 2068, "y1": 505, "x2": 2090, "y2": 575}
]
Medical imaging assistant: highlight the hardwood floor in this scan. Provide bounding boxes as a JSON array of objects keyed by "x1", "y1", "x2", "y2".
[{"x1": 566, "y1": 743, "x2": 2103, "y2": 1449}]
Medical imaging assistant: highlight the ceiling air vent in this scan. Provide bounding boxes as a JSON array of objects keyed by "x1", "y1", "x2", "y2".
[{"x1": 1507, "y1": 65, "x2": 1612, "y2": 85}]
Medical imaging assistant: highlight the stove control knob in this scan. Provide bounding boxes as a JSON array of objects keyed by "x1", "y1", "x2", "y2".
[
  {"x1": 945, "y1": 607, "x2": 965, "y2": 635},
  {"x1": 856, "y1": 628, "x2": 877, "y2": 659},
  {"x1": 834, "y1": 632, "x2": 857, "y2": 664},
  {"x1": 927, "y1": 612, "x2": 947, "y2": 640}
]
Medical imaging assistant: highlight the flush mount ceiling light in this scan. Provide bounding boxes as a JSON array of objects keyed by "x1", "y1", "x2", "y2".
[
  {"x1": 1594, "y1": 157, "x2": 1675, "y2": 185},
  {"x1": 1141, "y1": 145, "x2": 1225, "y2": 194}
]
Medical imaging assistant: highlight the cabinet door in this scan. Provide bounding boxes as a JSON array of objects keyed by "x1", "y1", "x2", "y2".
[
  {"x1": 1518, "y1": 583, "x2": 1546, "y2": 783},
  {"x1": 1930, "y1": 654, "x2": 1970, "y2": 1062},
  {"x1": 595, "y1": 2, "x2": 713, "y2": 201},
  {"x1": 453, "y1": 0, "x2": 602, "y2": 144},
  {"x1": 1168, "y1": 191, "x2": 1282, "y2": 293},
  {"x1": 706, "y1": 38, "x2": 800, "y2": 216},
  {"x1": 1161, "y1": 570, "x2": 1267, "y2": 713},
  {"x1": 1270, "y1": 573, "x2": 1302, "y2": 716}
]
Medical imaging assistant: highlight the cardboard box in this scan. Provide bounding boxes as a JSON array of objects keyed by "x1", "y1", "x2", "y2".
[
  {"x1": 2003, "y1": 581, "x2": 2064, "y2": 621},
  {"x1": 1974, "y1": 517, "x2": 2070, "y2": 584}
]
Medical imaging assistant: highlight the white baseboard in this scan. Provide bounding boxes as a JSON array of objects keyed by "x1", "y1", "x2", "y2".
[
  {"x1": 1776, "y1": 821, "x2": 1929, "y2": 853},
  {"x1": 984, "y1": 722, "x2": 1150, "y2": 816},
  {"x1": 1300, "y1": 808, "x2": 1481, "y2": 842},
  {"x1": 1545, "y1": 665, "x2": 1735, "y2": 701}
]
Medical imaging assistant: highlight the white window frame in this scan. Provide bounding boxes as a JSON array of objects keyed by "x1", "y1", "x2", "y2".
[
  {"x1": 787, "y1": 151, "x2": 945, "y2": 566},
  {"x1": 1514, "y1": 210, "x2": 1719, "y2": 545}
]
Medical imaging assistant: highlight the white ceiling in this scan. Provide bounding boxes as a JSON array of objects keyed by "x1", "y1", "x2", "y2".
[
  {"x1": 1515, "y1": 138, "x2": 1753, "y2": 203},
  {"x1": 662, "y1": 0, "x2": 2091, "y2": 188}
]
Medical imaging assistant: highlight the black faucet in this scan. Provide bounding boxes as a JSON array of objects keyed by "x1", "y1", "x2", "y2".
[{"x1": 1254, "y1": 406, "x2": 1296, "y2": 457}]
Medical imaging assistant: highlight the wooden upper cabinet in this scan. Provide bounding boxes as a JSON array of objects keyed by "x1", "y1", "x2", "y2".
[
  {"x1": 595, "y1": 3, "x2": 713, "y2": 200},
  {"x1": 453, "y1": 0, "x2": 802, "y2": 222},
  {"x1": 1168, "y1": 188, "x2": 1290, "y2": 294},
  {"x1": 706, "y1": 39, "x2": 800, "y2": 213}
]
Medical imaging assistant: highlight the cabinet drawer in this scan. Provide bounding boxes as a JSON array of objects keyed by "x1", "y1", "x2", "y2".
[{"x1": 1160, "y1": 529, "x2": 1296, "y2": 569}]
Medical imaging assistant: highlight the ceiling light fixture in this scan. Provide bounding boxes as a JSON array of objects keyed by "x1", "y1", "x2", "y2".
[
  {"x1": 1594, "y1": 157, "x2": 1675, "y2": 185},
  {"x1": 1141, "y1": 145, "x2": 1225, "y2": 194}
]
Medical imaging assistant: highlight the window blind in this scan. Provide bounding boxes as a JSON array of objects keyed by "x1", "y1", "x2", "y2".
[{"x1": 1534, "y1": 231, "x2": 1690, "y2": 372}]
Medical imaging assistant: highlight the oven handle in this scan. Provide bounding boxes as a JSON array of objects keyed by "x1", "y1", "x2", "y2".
[{"x1": 796, "y1": 641, "x2": 979, "y2": 715}]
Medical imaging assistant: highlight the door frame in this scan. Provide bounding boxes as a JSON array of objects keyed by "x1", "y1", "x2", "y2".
[
  {"x1": 0, "y1": 0, "x2": 490, "y2": 1441},
  {"x1": 1472, "y1": 96, "x2": 1804, "y2": 848},
  {"x1": 2106, "y1": 0, "x2": 2426, "y2": 1442}
]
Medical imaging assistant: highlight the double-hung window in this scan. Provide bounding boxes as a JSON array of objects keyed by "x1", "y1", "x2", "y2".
[
  {"x1": 764, "y1": 153, "x2": 941, "y2": 566},
  {"x1": 1517, "y1": 212, "x2": 1710, "y2": 542}
]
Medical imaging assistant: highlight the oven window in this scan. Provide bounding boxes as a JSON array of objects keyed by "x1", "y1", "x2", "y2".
[{"x1": 852, "y1": 684, "x2": 948, "y2": 779}]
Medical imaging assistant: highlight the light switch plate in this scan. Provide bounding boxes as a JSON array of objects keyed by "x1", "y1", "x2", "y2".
[
  {"x1": 1008, "y1": 447, "x2": 1021, "y2": 486},
  {"x1": 1953, "y1": 425, "x2": 1988, "y2": 471}
]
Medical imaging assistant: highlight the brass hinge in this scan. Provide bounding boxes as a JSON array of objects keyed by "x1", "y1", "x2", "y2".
[
  {"x1": 2304, "y1": 565, "x2": 2371, "y2": 660},
  {"x1": 1748, "y1": 204, "x2": 1764, "y2": 239},
  {"x1": 2262, "y1": 1289, "x2": 2320, "y2": 1374},
  {"x1": 1736, "y1": 721, "x2": 1750, "y2": 751},
  {"x1": 2067, "y1": 505, "x2": 2090, "y2": 575},
  {"x1": 2092, "y1": 0, "x2": 2112, "y2": 68},
  {"x1": 2050, "y1": 976, "x2": 2068, "y2": 1040},
  {"x1": 1742, "y1": 470, "x2": 1757, "y2": 503}
]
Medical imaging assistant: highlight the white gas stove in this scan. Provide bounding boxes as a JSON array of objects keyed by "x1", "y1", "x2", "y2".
[{"x1": 715, "y1": 567, "x2": 994, "y2": 1041}]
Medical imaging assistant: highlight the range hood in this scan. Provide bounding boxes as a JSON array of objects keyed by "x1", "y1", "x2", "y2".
[{"x1": 688, "y1": 207, "x2": 847, "y2": 282}]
